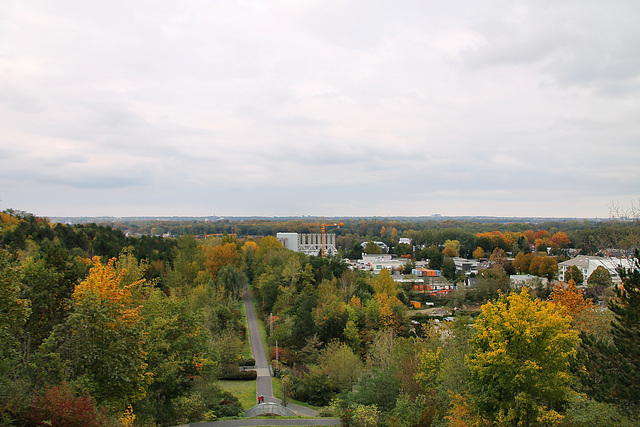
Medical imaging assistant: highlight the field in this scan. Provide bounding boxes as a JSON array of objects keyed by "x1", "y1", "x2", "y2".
[{"x1": 217, "y1": 379, "x2": 256, "y2": 411}]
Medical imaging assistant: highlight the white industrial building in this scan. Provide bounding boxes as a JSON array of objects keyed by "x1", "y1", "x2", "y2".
[
  {"x1": 355, "y1": 254, "x2": 409, "y2": 273},
  {"x1": 277, "y1": 232, "x2": 338, "y2": 257}
]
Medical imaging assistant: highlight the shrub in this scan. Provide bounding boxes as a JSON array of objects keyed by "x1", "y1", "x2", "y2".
[
  {"x1": 218, "y1": 369, "x2": 257, "y2": 381},
  {"x1": 26, "y1": 383, "x2": 111, "y2": 427},
  {"x1": 270, "y1": 346, "x2": 293, "y2": 365},
  {"x1": 238, "y1": 357, "x2": 255, "y2": 366},
  {"x1": 173, "y1": 381, "x2": 243, "y2": 423}
]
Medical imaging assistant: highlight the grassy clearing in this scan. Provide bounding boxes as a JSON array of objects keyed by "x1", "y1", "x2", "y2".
[{"x1": 218, "y1": 379, "x2": 256, "y2": 410}]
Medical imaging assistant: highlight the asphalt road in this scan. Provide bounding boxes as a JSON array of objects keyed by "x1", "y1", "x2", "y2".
[{"x1": 186, "y1": 420, "x2": 340, "y2": 427}]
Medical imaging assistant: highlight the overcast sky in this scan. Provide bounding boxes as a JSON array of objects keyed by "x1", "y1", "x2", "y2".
[{"x1": 1, "y1": 0, "x2": 638, "y2": 218}]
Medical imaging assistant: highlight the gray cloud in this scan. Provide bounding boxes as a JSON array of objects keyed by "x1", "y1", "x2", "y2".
[{"x1": 0, "y1": 0, "x2": 638, "y2": 217}]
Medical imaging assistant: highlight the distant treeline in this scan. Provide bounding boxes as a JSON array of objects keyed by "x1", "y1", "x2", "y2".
[{"x1": 51, "y1": 214, "x2": 637, "y2": 257}]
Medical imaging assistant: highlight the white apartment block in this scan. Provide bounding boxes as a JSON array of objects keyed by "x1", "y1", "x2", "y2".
[{"x1": 558, "y1": 255, "x2": 633, "y2": 283}]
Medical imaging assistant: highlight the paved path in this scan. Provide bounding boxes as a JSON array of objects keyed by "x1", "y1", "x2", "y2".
[
  {"x1": 186, "y1": 419, "x2": 340, "y2": 426},
  {"x1": 242, "y1": 287, "x2": 320, "y2": 417}
]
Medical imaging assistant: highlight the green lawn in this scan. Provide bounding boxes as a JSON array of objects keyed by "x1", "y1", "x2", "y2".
[{"x1": 218, "y1": 379, "x2": 256, "y2": 410}]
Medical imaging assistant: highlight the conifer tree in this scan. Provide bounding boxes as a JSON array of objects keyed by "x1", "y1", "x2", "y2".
[{"x1": 577, "y1": 250, "x2": 640, "y2": 413}]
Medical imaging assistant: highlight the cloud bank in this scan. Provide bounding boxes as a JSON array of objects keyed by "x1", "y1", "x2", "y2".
[{"x1": 1, "y1": 0, "x2": 638, "y2": 217}]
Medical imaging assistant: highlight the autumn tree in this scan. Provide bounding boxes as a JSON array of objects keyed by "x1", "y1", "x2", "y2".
[
  {"x1": 551, "y1": 280, "x2": 597, "y2": 333},
  {"x1": 489, "y1": 248, "x2": 507, "y2": 265},
  {"x1": 472, "y1": 247, "x2": 485, "y2": 259},
  {"x1": 529, "y1": 254, "x2": 557, "y2": 283},
  {"x1": 513, "y1": 252, "x2": 533, "y2": 274},
  {"x1": 256, "y1": 235, "x2": 283, "y2": 258},
  {"x1": 38, "y1": 257, "x2": 150, "y2": 407},
  {"x1": 372, "y1": 269, "x2": 406, "y2": 333},
  {"x1": 551, "y1": 232, "x2": 571, "y2": 248},
  {"x1": 523, "y1": 230, "x2": 536, "y2": 244},
  {"x1": 203, "y1": 242, "x2": 241, "y2": 280},
  {"x1": 467, "y1": 289, "x2": 579, "y2": 425},
  {"x1": 443, "y1": 239, "x2": 460, "y2": 257}
]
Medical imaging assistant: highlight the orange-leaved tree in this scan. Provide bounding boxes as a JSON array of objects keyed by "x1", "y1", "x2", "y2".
[
  {"x1": 550, "y1": 280, "x2": 598, "y2": 334},
  {"x1": 203, "y1": 242, "x2": 241, "y2": 280}
]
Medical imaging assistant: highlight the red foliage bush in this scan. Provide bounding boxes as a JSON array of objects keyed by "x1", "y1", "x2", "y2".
[
  {"x1": 270, "y1": 346, "x2": 293, "y2": 364},
  {"x1": 27, "y1": 383, "x2": 109, "y2": 427}
]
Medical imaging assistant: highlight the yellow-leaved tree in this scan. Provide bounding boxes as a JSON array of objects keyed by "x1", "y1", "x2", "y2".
[
  {"x1": 372, "y1": 269, "x2": 406, "y2": 333},
  {"x1": 466, "y1": 289, "x2": 578, "y2": 426}
]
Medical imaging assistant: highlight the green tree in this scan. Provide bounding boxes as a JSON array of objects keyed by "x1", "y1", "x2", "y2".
[
  {"x1": 216, "y1": 264, "x2": 246, "y2": 300},
  {"x1": 344, "y1": 320, "x2": 361, "y2": 353},
  {"x1": 0, "y1": 250, "x2": 31, "y2": 376},
  {"x1": 565, "y1": 265, "x2": 584, "y2": 285},
  {"x1": 364, "y1": 241, "x2": 383, "y2": 255},
  {"x1": 441, "y1": 257, "x2": 457, "y2": 280},
  {"x1": 587, "y1": 265, "x2": 613, "y2": 287},
  {"x1": 352, "y1": 367, "x2": 400, "y2": 414},
  {"x1": 394, "y1": 243, "x2": 413, "y2": 257},
  {"x1": 318, "y1": 341, "x2": 363, "y2": 391},
  {"x1": 20, "y1": 241, "x2": 84, "y2": 353},
  {"x1": 138, "y1": 290, "x2": 218, "y2": 424},
  {"x1": 167, "y1": 235, "x2": 204, "y2": 288},
  {"x1": 476, "y1": 265, "x2": 510, "y2": 300},
  {"x1": 350, "y1": 403, "x2": 382, "y2": 427},
  {"x1": 292, "y1": 365, "x2": 337, "y2": 406},
  {"x1": 467, "y1": 289, "x2": 578, "y2": 426},
  {"x1": 425, "y1": 245, "x2": 444, "y2": 270}
]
